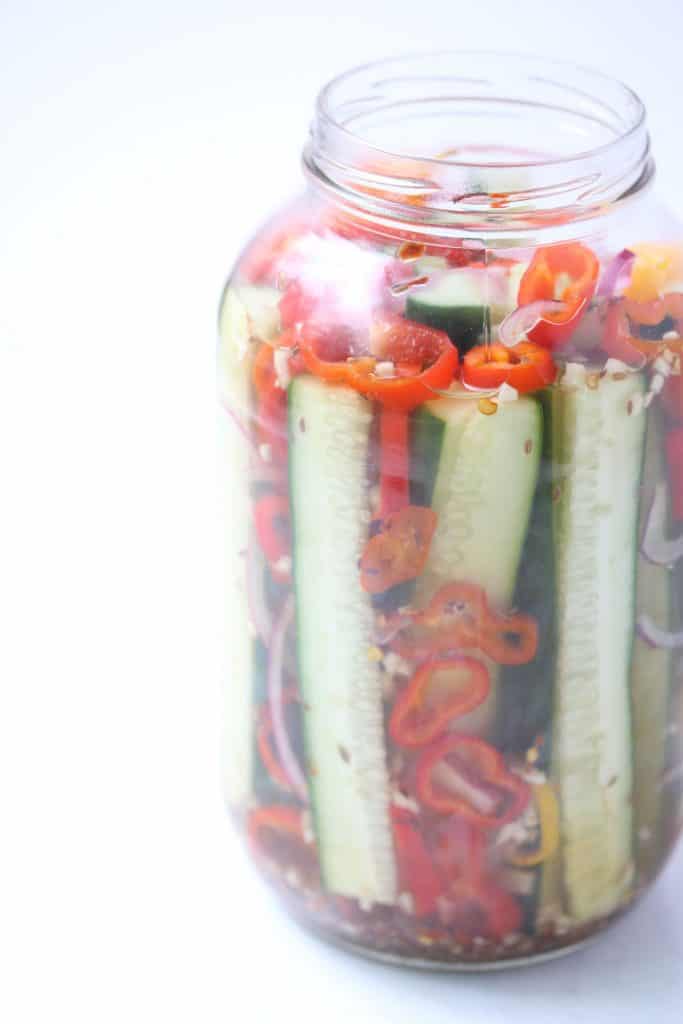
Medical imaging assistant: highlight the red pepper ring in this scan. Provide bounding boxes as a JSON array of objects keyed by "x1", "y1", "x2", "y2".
[
  {"x1": 518, "y1": 242, "x2": 600, "y2": 349},
  {"x1": 387, "y1": 581, "x2": 538, "y2": 665},
  {"x1": 603, "y1": 300, "x2": 682, "y2": 365},
  {"x1": 359, "y1": 505, "x2": 438, "y2": 595},
  {"x1": 416, "y1": 734, "x2": 531, "y2": 830},
  {"x1": 298, "y1": 318, "x2": 459, "y2": 411},
  {"x1": 389, "y1": 656, "x2": 491, "y2": 749},
  {"x1": 462, "y1": 341, "x2": 557, "y2": 394}
]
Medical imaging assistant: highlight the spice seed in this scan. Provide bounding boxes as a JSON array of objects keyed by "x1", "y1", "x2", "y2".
[
  {"x1": 298, "y1": 417, "x2": 306, "y2": 432},
  {"x1": 338, "y1": 745, "x2": 351, "y2": 764},
  {"x1": 478, "y1": 397, "x2": 498, "y2": 416}
]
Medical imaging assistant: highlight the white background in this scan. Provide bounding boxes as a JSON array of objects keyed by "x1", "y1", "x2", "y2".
[{"x1": 1, "y1": 2, "x2": 682, "y2": 1021}]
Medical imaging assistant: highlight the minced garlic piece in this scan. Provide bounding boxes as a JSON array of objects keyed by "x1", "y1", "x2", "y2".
[{"x1": 497, "y1": 382, "x2": 519, "y2": 403}]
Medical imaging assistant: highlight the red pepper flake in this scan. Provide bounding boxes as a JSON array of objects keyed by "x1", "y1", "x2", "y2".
[
  {"x1": 390, "y1": 275, "x2": 430, "y2": 296},
  {"x1": 397, "y1": 242, "x2": 426, "y2": 262},
  {"x1": 524, "y1": 439, "x2": 533, "y2": 454}
]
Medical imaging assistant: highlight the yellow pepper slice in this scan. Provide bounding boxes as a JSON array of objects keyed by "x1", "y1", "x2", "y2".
[
  {"x1": 507, "y1": 781, "x2": 560, "y2": 868},
  {"x1": 625, "y1": 243, "x2": 683, "y2": 304}
]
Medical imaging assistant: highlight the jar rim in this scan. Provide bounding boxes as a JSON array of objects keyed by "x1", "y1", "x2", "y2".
[
  {"x1": 304, "y1": 51, "x2": 653, "y2": 235},
  {"x1": 316, "y1": 50, "x2": 647, "y2": 169}
]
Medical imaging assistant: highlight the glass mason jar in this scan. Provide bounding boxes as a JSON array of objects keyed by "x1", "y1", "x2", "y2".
[{"x1": 217, "y1": 53, "x2": 683, "y2": 969}]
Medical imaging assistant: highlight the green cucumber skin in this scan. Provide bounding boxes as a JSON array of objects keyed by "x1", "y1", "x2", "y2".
[
  {"x1": 288, "y1": 376, "x2": 397, "y2": 905},
  {"x1": 547, "y1": 372, "x2": 646, "y2": 924},
  {"x1": 498, "y1": 396, "x2": 556, "y2": 758},
  {"x1": 405, "y1": 296, "x2": 487, "y2": 354},
  {"x1": 410, "y1": 406, "x2": 446, "y2": 508},
  {"x1": 631, "y1": 410, "x2": 675, "y2": 882}
]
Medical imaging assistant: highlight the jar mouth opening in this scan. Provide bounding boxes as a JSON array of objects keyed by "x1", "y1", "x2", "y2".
[{"x1": 305, "y1": 51, "x2": 652, "y2": 233}]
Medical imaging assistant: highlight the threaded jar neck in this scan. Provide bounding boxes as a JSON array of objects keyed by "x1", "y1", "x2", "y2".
[{"x1": 303, "y1": 52, "x2": 653, "y2": 239}]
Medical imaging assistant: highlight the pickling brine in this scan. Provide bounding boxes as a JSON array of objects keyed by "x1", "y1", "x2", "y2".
[{"x1": 218, "y1": 53, "x2": 683, "y2": 969}]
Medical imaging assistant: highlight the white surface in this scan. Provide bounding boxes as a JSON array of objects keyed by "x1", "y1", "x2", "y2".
[{"x1": 1, "y1": 2, "x2": 683, "y2": 1021}]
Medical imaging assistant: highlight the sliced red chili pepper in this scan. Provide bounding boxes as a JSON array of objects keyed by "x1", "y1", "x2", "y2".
[
  {"x1": 430, "y1": 817, "x2": 486, "y2": 882},
  {"x1": 388, "y1": 581, "x2": 538, "y2": 665},
  {"x1": 247, "y1": 805, "x2": 317, "y2": 882},
  {"x1": 666, "y1": 426, "x2": 683, "y2": 522},
  {"x1": 299, "y1": 318, "x2": 458, "y2": 411},
  {"x1": 416, "y1": 734, "x2": 530, "y2": 830},
  {"x1": 360, "y1": 505, "x2": 437, "y2": 594},
  {"x1": 603, "y1": 299, "x2": 683, "y2": 364},
  {"x1": 624, "y1": 293, "x2": 683, "y2": 329},
  {"x1": 428, "y1": 818, "x2": 522, "y2": 940},
  {"x1": 379, "y1": 407, "x2": 410, "y2": 517},
  {"x1": 518, "y1": 242, "x2": 599, "y2": 349},
  {"x1": 391, "y1": 806, "x2": 444, "y2": 917},
  {"x1": 389, "y1": 656, "x2": 490, "y2": 749},
  {"x1": 438, "y1": 875, "x2": 523, "y2": 942},
  {"x1": 463, "y1": 341, "x2": 557, "y2": 394},
  {"x1": 254, "y1": 493, "x2": 291, "y2": 582}
]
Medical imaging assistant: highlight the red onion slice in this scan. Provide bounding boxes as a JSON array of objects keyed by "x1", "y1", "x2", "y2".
[
  {"x1": 246, "y1": 541, "x2": 273, "y2": 645},
  {"x1": 268, "y1": 595, "x2": 308, "y2": 802},
  {"x1": 222, "y1": 402, "x2": 253, "y2": 446},
  {"x1": 641, "y1": 483, "x2": 683, "y2": 566},
  {"x1": 498, "y1": 300, "x2": 567, "y2": 347},
  {"x1": 597, "y1": 249, "x2": 636, "y2": 299},
  {"x1": 636, "y1": 613, "x2": 683, "y2": 649}
]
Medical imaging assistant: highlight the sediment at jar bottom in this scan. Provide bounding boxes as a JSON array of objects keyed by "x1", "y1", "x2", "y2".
[{"x1": 219, "y1": 227, "x2": 683, "y2": 965}]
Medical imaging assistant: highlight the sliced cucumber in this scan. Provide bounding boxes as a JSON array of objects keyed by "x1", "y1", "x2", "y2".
[
  {"x1": 412, "y1": 392, "x2": 542, "y2": 734},
  {"x1": 548, "y1": 368, "x2": 646, "y2": 923},
  {"x1": 632, "y1": 410, "x2": 674, "y2": 881},
  {"x1": 217, "y1": 283, "x2": 280, "y2": 408},
  {"x1": 289, "y1": 376, "x2": 397, "y2": 905}
]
